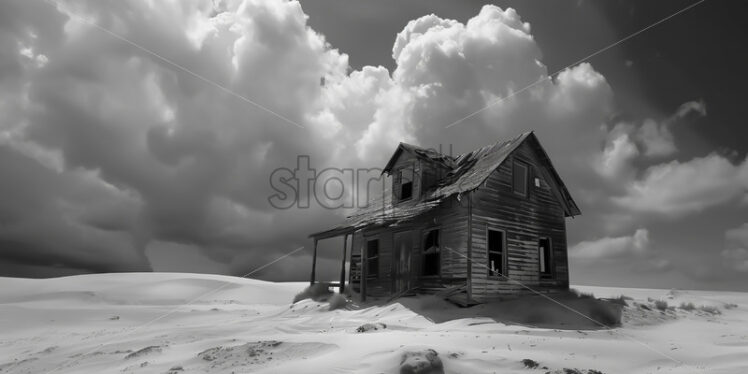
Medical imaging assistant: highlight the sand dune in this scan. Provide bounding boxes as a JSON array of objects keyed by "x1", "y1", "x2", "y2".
[{"x1": 0, "y1": 273, "x2": 746, "y2": 373}]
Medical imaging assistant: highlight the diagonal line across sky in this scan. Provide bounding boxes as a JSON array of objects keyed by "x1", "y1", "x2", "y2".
[
  {"x1": 445, "y1": 0, "x2": 706, "y2": 129},
  {"x1": 44, "y1": 0, "x2": 306, "y2": 130}
]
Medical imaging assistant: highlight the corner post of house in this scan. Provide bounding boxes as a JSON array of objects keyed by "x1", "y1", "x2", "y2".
[
  {"x1": 562, "y1": 219, "x2": 570, "y2": 290},
  {"x1": 466, "y1": 191, "x2": 473, "y2": 303},
  {"x1": 310, "y1": 238, "x2": 318, "y2": 286},
  {"x1": 339, "y1": 233, "x2": 348, "y2": 293}
]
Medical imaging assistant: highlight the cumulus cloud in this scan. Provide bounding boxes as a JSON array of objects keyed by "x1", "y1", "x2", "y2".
[
  {"x1": 594, "y1": 100, "x2": 708, "y2": 183},
  {"x1": 0, "y1": 0, "x2": 724, "y2": 281},
  {"x1": 723, "y1": 223, "x2": 748, "y2": 272},
  {"x1": 612, "y1": 154, "x2": 748, "y2": 217},
  {"x1": 0, "y1": 0, "x2": 355, "y2": 276},
  {"x1": 366, "y1": 6, "x2": 616, "y2": 207},
  {"x1": 595, "y1": 125, "x2": 639, "y2": 181},
  {"x1": 636, "y1": 118, "x2": 677, "y2": 158},
  {"x1": 570, "y1": 229, "x2": 650, "y2": 259},
  {"x1": 722, "y1": 248, "x2": 748, "y2": 272},
  {"x1": 637, "y1": 99, "x2": 706, "y2": 158},
  {"x1": 674, "y1": 99, "x2": 707, "y2": 119}
]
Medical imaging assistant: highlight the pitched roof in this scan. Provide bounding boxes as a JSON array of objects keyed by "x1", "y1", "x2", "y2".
[
  {"x1": 309, "y1": 131, "x2": 580, "y2": 239},
  {"x1": 424, "y1": 131, "x2": 580, "y2": 217},
  {"x1": 382, "y1": 142, "x2": 457, "y2": 174},
  {"x1": 427, "y1": 132, "x2": 530, "y2": 198}
]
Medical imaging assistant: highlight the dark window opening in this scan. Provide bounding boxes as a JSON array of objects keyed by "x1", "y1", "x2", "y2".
[
  {"x1": 366, "y1": 239, "x2": 379, "y2": 278},
  {"x1": 513, "y1": 161, "x2": 528, "y2": 196},
  {"x1": 487, "y1": 229, "x2": 505, "y2": 277},
  {"x1": 539, "y1": 238, "x2": 552, "y2": 276},
  {"x1": 401, "y1": 182, "x2": 413, "y2": 200},
  {"x1": 399, "y1": 167, "x2": 413, "y2": 201},
  {"x1": 422, "y1": 229, "x2": 440, "y2": 276}
]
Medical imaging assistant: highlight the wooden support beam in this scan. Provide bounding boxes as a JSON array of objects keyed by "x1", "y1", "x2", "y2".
[
  {"x1": 310, "y1": 238, "x2": 318, "y2": 285},
  {"x1": 466, "y1": 191, "x2": 473, "y2": 303},
  {"x1": 339, "y1": 234, "x2": 348, "y2": 293}
]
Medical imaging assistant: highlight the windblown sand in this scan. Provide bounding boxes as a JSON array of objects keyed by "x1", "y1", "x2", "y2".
[{"x1": 0, "y1": 273, "x2": 745, "y2": 373}]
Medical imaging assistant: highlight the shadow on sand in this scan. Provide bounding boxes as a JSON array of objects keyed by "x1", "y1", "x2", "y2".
[
  {"x1": 293, "y1": 283, "x2": 622, "y2": 330},
  {"x1": 382, "y1": 292, "x2": 623, "y2": 330}
]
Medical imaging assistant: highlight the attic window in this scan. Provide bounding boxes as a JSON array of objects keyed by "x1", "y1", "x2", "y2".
[
  {"x1": 422, "y1": 229, "x2": 440, "y2": 276},
  {"x1": 399, "y1": 167, "x2": 413, "y2": 201},
  {"x1": 512, "y1": 161, "x2": 528, "y2": 196}
]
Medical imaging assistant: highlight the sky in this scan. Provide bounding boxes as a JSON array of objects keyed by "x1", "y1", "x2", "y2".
[{"x1": 0, "y1": 0, "x2": 747, "y2": 290}]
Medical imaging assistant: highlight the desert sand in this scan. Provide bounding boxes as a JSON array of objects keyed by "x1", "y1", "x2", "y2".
[{"x1": 0, "y1": 273, "x2": 746, "y2": 373}]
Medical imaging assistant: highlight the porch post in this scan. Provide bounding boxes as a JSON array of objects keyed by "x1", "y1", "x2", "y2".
[
  {"x1": 310, "y1": 238, "x2": 318, "y2": 285},
  {"x1": 339, "y1": 233, "x2": 348, "y2": 293},
  {"x1": 361, "y1": 237, "x2": 367, "y2": 302},
  {"x1": 466, "y1": 191, "x2": 473, "y2": 303}
]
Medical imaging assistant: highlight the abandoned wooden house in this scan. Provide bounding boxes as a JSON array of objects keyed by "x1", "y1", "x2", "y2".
[{"x1": 308, "y1": 131, "x2": 580, "y2": 305}]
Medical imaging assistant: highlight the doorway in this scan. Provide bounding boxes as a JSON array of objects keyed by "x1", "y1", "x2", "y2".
[{"x1": 393, "y1": 230, "x2": 414, "y2": 293}]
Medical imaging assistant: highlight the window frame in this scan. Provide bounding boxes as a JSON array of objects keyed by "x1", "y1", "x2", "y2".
[
  {"x1": 421, "y1": 227, "x2": 441, "y2": 277},
  {"x1": 395, "y1": 165, "x2": 415, "y2": 202},
  {"x1": 366, "y1": 238, "x2": 379, "y2": 279},
  {"x1": 538, "y1": 236, "x2": 554, "y2": 278},
  {"x1": 486, "y1": 228, "x2": 507, "y2": 277},
  {"x1": 512, "y1": 160, "x2": 529, "y2": 197}
]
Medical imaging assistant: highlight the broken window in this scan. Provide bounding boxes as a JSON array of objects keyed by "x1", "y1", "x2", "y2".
[
  {"x1": 422, "y1": 229, "x2": 440, "y2": 276},
  {"x1": 487, "y1": 229, "x2": 505, "y2": 277},
  {"x1": 539, "y1": 237, "x2": 552, "y2": 276},
  {"x1": 399, "y1": 167, "x2": 413, "y2": 201}
]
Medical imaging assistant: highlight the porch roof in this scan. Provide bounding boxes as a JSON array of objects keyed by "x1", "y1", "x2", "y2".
[{"x1": 308, "y1": 197, "x2": 442, "y2": 240}]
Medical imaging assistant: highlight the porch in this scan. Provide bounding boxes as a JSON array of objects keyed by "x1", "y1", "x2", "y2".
[{"x1": 308, "y1": 198, "x2": 444, "y2": 302}]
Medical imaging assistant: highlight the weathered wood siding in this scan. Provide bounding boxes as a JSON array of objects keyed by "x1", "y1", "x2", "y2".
[
  {"x1": 350, "y1": 140, "x2": 570, "y2": 301},
  {"x1": 422, "y1": 196, "x2": 469, "y2": 282},
  {"x1": 349, "y1": 227, "x2": 393, "y2": 297},
  {"x1": 470, "y1": 141, "x2": 569, "y2": 302},
  {"x1": 408, "y1": 196, "x2": 470, "y2": 293},
  {"x1": 348, "y1": 195, "x2": 470, "y2": 297}
]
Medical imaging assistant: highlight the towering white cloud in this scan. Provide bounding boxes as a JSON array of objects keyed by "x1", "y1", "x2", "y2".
[{"x1": 1, "y1": 0, "x2": 355, "y2": 275}]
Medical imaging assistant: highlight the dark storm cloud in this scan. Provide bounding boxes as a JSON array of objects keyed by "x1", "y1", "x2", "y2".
[{"x1": 0, "y1": 143, "x2": 149, "y2": 275}]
